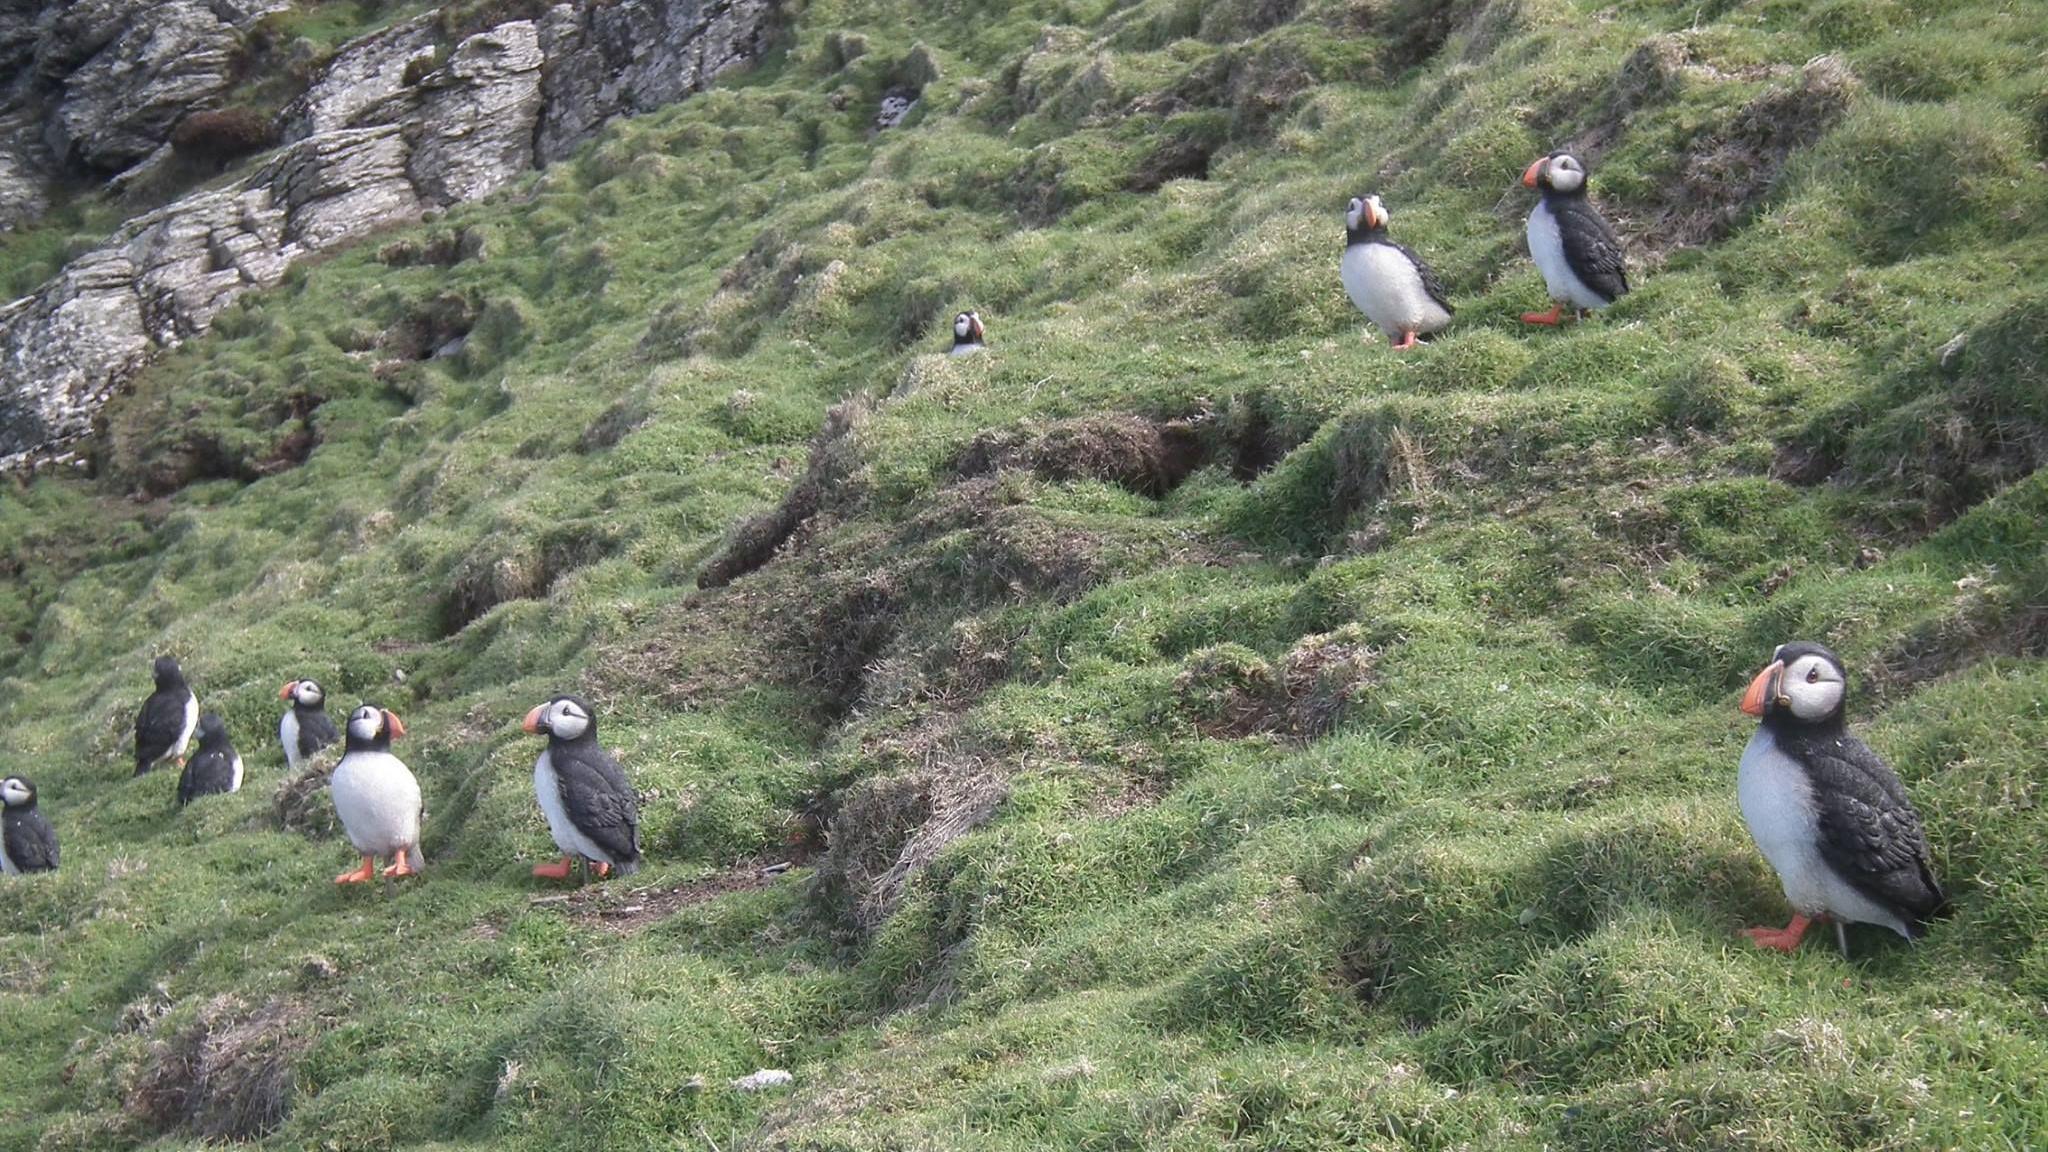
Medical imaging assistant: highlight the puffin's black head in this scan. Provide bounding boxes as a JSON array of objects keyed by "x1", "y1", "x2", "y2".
[
  {"x1": 280, "y1": 678, "x2": 326, "y2": 709},
  {"x1": 1521, "y1": 153, "x2": 1587, "y2": 196},
  {"x1": 1345, "y1": 194, "x2": 1390, "y2": 243},
  {"x1": 345, "y1": 704, "x2": 405, "y2": 750},
  {"x1": 952, "y1": 311, "x2": 985, "y2": 347},
  {"x1": 522, "y1": 695, "x2": 596, "y2": 743},
  {"x1": 1740, "y1": 641, "x2": 1847, "y2": 727},
  {"x1": 196, "y1": 712, "x2": 229, "y2": 746},
  {"x1": 1, "y1": 776, "x2": 34, "y2": 810},
  {"x1": 152, "y1": 655, "x2": 185, "y2": 689}
]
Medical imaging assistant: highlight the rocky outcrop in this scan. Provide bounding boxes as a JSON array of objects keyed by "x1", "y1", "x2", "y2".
[{"x1": 1, "y1": 0, "x2": 777, "y2": 465}]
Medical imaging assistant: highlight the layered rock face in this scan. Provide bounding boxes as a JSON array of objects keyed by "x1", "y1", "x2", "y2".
[{"x1": 0, "y1": 0, "x2": 775, "y2": 464}]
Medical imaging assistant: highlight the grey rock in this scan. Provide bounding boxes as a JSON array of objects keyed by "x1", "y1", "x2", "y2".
[
  {"x1": 407, "y1": 21, "x2": 543, "y2": 204},
  {"x1": 49, "y1": 0, "x2": 253, "y2": 170},
  {"x1": 280, "y1": 15, "x2": 438, "y2": 140},
  {"x1": 0, "y1": 109, "x2": 52, "y2": 231}
]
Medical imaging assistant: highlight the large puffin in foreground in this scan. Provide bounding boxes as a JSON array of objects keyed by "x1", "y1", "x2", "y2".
[
  {"x1": 1737, "y1": 641, "x2": 1949, "y2": 956},
  {"x1": 1518, "y1": 153, "x2": 1628, "y2": 325},
  {"x1": 1340, "y1": 194, "x2": 1453, "y2": 350},
  {"x1": 522, "y1": 695, "x2": 641, "y2": 882},
  {"x1": 2, "y1": 776, "x2": 59, "y2": 875},
  {"x1": 279, "y1": 678, "x2": 340, "y2": 772},
  {"x1": 177, "y1": 713, "x2": 244, "y2": 806},
  {"x1": 134, "y1": 656, "x2": 198, "y2": 776},
  {"x1": 330, "y1": 704, "x2": 424, "y2": 883}
]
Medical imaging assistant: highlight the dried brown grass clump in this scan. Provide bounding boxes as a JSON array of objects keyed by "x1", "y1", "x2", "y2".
[
  {"x1": 273, "y1": 752, "x2": 338, "y2": 835},
  {"x1": 951, "y1": 414, "x2": 1209, "y2": 497},
  {"x1": 1174, "y1": 625, "x2": 1382, "y2": 740},
  {"x1": 699, "y1": 397, "x2": 873, "y2": 588},
  {"x1": 1864, "y1": 569, "x2": 2048, "y2": 701},
  {"x1": 170, "y1": 108, "x2": 278, "y2": 165},
  {"x1": 128, "y1": 995, "x2": 318, "y2": 1141}
]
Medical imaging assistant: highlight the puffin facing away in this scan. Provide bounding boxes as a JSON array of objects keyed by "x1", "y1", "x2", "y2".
[
  {"x1": 134, "y1": 655, "x2": 198, "y2": 776},
  {"x1": 177, "y1": 713, "x2": 244, "y2": 806},
  {"x1": 949, "y1": 311, "x2": 986, "y2": 356},
  {"x1": 1737, "y1": 641, "x2": 1949, "y2": 956},
  {"x1": 2, "y1": 776, "x2": 59, "y2": 875},
  {"x1": 279, "y1": 679, "x2": 340, "y2": 773},
  {"x1": 1340, "y1": 194, "x2": 1454, "y2": 350},
  {"x1": 329, "y1": 705, "x2": 424, "y2": 883},
  {"x1": 522, "y1": 695, "x2": 641, "y2": 882},
  {"x1": 1519, "y1": 154, "x2": 1629, "y2": 325}
]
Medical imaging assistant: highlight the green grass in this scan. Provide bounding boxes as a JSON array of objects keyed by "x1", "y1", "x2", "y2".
[{"x1": 4, "y1": 0, "x2": 2048, "y2": 1148}]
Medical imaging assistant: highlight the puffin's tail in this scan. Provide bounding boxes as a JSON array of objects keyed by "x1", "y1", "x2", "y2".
[{"x1": 406, "y1": 843, "x2": 427, "y2": 872}]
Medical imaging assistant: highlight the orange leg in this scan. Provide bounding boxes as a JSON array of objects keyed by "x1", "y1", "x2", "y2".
[
  {"x1": 383, "y1": 849, "x2": 418, "y2": 879},
  {"x1": 532, "y1": 856, "x2": 574, "y2": 880},
  {"x1": 1741, "y1": 913, "x2": 1818, "y2": 953},
  {"x1": 1392, "y1": 331, "x2": 1419, "y2": 351},
  {"x1": 335, "y1": 855, "x2": 376, "y2": 885},
  {"x1": 593, "y1": 861, "x2": 612, "y2": 879},
  {"x1": 1520, "y1": 304, "x2": 1564, "y2": 326}
]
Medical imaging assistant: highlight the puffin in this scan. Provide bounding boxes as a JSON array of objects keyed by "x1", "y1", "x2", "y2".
[
  {"x1": 949, "y1": 311, "x2": 987, "y2": 356},
  {"x1": 1, "y1": 776, "x2": 59, "y2": 875},
  {"x1": 521, "y1": 695, "x2": 642, "y2": 881},
  {"x1": 177, "y1": 713, "x2": 244, "y2": 806},
  {"x1": 329, "y1": 704, "x2": 424, "y2": 883},
  {"x1": 1736, "y1": 641, "x2": 1949, "y2": 956},
  {"x1": 133, "y1": 655, "x2": 198, "y2": 776},
  {"x1": 279, "y1": 679, "x2": 340, "y2": 773},
  {"x1": 1340, "y1": 194, "x2": 1454, "y2": 350},
  {"x1": 1518, "y1": 153, "x2": 1629, "y2": 325}
]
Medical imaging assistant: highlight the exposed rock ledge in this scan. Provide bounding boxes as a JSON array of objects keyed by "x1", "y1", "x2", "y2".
[{"x1": 0, "y1": 0, "x2": 776, "y2": 466}]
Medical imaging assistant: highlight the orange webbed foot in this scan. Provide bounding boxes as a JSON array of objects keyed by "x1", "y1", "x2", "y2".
[
  {"x1": 1740, "y1": 913, "x2": 1816, "y2": 953},
  {"x1": 383, "y1": 853, "x2": 418, "y2": 879},
  {"x1": 1392, "y1": 331, "x2": 1419, "y2": 351},
  {"x1": 532, "y1": 856, "x2": 574, "y2": 880},
  {"x1": 593, "y1": 861, "x2": 612, "y2": 879},
  {"x1": 335, "y1": 856, "x2": 376, "y2": 885},
  {"x1": 1519, "y1": 305, "x2": 1564, "y2": 326}
]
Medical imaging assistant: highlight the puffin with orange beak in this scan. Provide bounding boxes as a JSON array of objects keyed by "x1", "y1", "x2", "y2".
[
  {"x1": 949, "y1": 310, "x2": 987, "y2": 356},
  {"x1": 1517, "y1": 153, "x2": 1628, "y2": 326},
  {"x1": 521, "y1": 695, "x2": 641, "y2": 883},
  {"x1": 278, "y1": 678, "x2": 339, "y2": 773},
  {"x1": 1735, "y1": 642, "x2": 1948, "y2": 956},
  {"x1": 1340, "y1": 193, "x2": 1454, "y2": 350},
  {"x1": 329, "y1": 704, "x2": 424, "y2": 883}
]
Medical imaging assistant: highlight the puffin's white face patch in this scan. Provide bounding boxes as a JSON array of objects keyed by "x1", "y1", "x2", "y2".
[
  {"x1": 1, "y1": 778, "x2": 28, "y2": 806},
  {"x1": 548, "y1": 700, "x2": 591, "y2": 741},
  {"x1": 1547, "y1": 156, "x2": 1585, "y2": 193},
  {"x1": 1782, "y1": 654, "x2": 1845, "y2": 721},
  {"x1": 347, "y1": 706, "x2": 383, "y2": 742},
  {"x1": 1345, "y1": 197, "x2": 1365, "y2": 231},
  {"x1": 297, "y1": 680, "x2": 324, "y2": 706},
  {"x1": 954, "y1": 313, "x2": 974, "y2": 339}
]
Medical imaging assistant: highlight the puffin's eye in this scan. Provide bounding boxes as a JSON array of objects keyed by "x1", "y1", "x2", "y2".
[{"x1": 1806, "y1": 666, "x2": 1820, "y2": 683}]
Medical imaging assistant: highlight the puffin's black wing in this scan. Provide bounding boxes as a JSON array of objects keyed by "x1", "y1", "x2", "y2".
[
  {"x1": 297, "y1": 710, "x2": 339, "y2": 759},
  {"x1": 178, "y1": 749, "x2": 234, "y2": 806},
  {"x1": 3, "y1": 809, "x2": 59, "y2": 872},
  {"x1": 1556, "y1": 198, "x2": 1629, "y2": 304},
  {"x1": 553, "y1": 745, "x2": 641, "y2": 865},
  {"x1": 1391, "y1": 241, "x2": 1454, "y2": 314},
  {"x1": 1793, "y1": 732, "x2": 1949, "y2": 932},
  {"x1": 135, "y1": 690, "x2": 188, "y2": 774}
]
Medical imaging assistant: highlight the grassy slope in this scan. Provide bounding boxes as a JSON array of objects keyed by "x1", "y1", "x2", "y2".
[{"x1": 4, "y1": 0, "x2": 2048, "y2": 1147}]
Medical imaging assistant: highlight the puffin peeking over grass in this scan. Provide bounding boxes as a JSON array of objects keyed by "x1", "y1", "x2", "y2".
[
  {"x1": 134, "y1": 655, "x2": 198, "y2": 776},
  {"x1": 1736, "y1": 642, "x2": 1950, "y2": 957},
  {"x1": 2, "y1": 776, "x2": 59, "y2": 875},
  {"x1": 1518, "y1": 153, "x2": 1629, "y2": 326},
  {"x1": 177, "y1": 713, "x2": 243, "y2": 806},
  {"x1": 330, "y1": 704, "x2": 424, "y2": 884},
  {"x1": 522, "y1": 695, "x2": 642, "y2": 883},
  {"x1": 279, "y1": 678, "x2": 340, "y2": 772},
  {"x1": 1340, "y1": 193, "x2": 1453, "y2": 350},
  {"x1": 949, "y1": 310, "x2": 987, "y2": 356}
]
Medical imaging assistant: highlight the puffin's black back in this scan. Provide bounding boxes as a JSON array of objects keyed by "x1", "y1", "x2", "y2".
[
  {"x1": 1773, "y1": 724, "x2": 1949, "y2": 932},
  {"x1": 1545, "y1": 192, "x2": 1629, "y2": 304},
  {"x1": 2, "y1": 784, "x2": 60, "y2": 873},
  {"x1": 548, "y1": 726, "x2": 642, "y2": 869},
  {"x1": 134, "y1": 658, "x2": 192, "y2": 775},
  {"x1": 178, "y1": 715, "x2": 239, "y2": 807},
  {"x1": 294, "y1": 701, "x2": 340, "y2": 760}
]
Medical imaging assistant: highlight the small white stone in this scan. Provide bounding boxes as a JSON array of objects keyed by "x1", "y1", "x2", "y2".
[{"x1": 731, "y1": 1069, "x2": 794, "y2": 1092}]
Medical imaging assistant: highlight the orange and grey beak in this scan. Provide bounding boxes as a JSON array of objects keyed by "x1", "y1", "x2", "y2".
[
  {"x1": 280, "y1": 680, "x2": 297, "y2": 701},
  {"x1": 522, "y1": 704, "x2": 546, "y2": 735},
  {"x1": 970, "y1": 315, "x2": 985, "y2": 342},
  {"x1": 1365, "y1": 201, "x2": 1383, "y2": 229},
  {"x1": 1740, "y1": 660, "x2": 1784, "y2": 717},
  {"x1": 383, "y1": 710, "x2": 407, "y2": 740},
  {"x1": 1521, "y1": 157, "x2": 1546, "y2": 189}
]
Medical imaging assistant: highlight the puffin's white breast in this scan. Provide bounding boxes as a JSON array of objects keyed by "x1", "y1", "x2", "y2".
[
  {"x1": 331, "y1": 750, "x2": 421, "y2": 856},
  {"x1": 229, "y1": 754, "x2": 244, "y2": 794},
  {"x1": 0, "y1": 832, "x2": 17, "y2": 876},
  {"x1": 1737, "y1": 727, "x2": 1912, "y2": 936},
  {"x1": 1526, "y1": 202, "x2": 1611, "y2": 311},
  {"x1": 173, "y1": 694, "x2": 199, "y2": 761},
  {"x1": 534, "y1": 751, "x2": 613, "y2": 864},
  {"x1": 280, "y1": 711, "x2": 301, "y2": 772},
  {"x1": 948, "y1": 343, "x2": 984, "y2": 358},
  {"x1": 1341, "y1": 243, "x2": 1451, "y2": 339}
]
